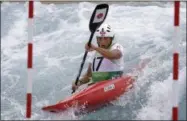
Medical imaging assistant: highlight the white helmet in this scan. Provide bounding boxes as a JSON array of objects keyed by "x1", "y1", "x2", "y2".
[{"x1": 95, "y1": 24, "x2": 115, "y2": 38}]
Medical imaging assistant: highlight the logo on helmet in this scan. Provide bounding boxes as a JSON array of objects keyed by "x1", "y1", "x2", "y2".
[
  {"x1": 100, "y1": 28, "x2": 106, "y2": 36},
  {"x1": 100, "y1": 31, "x2": 106, "y2": 36}
]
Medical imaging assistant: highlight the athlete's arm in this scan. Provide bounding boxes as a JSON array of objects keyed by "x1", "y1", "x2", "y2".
[
  {"x1": 78, "y1": 63, "x2": 92, "y2": 85},
  {"x1": 86, "y1": 43, "x2": 122, "y2": 60},
  {"x1": 72, "y1": 64, "x2": 92, "y2": 91},
  {"x1": 94, "y1": 47, "x2": 122, "y2": 60}
]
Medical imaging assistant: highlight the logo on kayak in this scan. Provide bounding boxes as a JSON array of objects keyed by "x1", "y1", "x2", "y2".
[{"x1": 104, "y1": 84, "x2": 115, "y2": 92}]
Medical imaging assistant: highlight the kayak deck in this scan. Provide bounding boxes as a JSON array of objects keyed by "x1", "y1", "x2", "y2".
[{"x1": 42, "y1": 75, "x2": 135, "y2": 113}]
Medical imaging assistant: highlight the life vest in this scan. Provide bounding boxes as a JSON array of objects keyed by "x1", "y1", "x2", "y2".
[{"x1": 87, "y1": 43, "x2": 124, "y2": 83}]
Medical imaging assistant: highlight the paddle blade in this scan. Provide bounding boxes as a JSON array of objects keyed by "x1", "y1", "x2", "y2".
[{"x1": 89, "y1": 4, "x2": 109, "y2": 33}]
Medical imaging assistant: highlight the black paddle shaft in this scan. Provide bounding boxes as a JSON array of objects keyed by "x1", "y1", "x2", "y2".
[
  {"x1": 75, "y1": 32, "x2": 94, "y2": 85},
  {"x1": 72, "y1": 32, "x2": 94, "y2": 94}
]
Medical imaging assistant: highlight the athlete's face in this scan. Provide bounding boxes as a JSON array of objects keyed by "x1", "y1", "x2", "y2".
[{"x1": 96, "y1": 37, "x2": 112, "y2": 49}]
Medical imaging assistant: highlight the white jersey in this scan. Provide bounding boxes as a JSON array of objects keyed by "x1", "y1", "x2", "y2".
[{"x1": 87, "y1": 43, "x2": 124, "y2": 72}]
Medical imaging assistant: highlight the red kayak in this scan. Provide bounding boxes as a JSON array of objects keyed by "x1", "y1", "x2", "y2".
[
  {"x1": 42, "y1": 75, "x2": 135, "y2": 113},
  {"x1": 42, "y1": 58, "x2": 151, "y2": 113}
]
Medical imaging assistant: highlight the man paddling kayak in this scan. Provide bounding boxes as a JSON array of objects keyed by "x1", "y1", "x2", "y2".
[{"x1": 72, "y1": 24, "x2": 124, "y2": 91}]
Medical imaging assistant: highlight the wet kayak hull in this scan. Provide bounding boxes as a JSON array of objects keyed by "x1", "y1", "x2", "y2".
[{"x1": 42, "y1": 75, "x2": 135, "y2": 113}]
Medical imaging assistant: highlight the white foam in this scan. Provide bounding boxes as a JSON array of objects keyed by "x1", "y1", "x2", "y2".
[
  {"x1": 1, "y1": 2, "x2": 186, "y2": 120},
  {"x1": 135, "y1": 67, "x2": 186, "y2": 120}
]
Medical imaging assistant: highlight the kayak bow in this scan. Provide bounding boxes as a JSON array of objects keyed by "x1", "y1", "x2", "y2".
[{"x1": 42, "y1": 75, "x2": 135, "y2": 113}]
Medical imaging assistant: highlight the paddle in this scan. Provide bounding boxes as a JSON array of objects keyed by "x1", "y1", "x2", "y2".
[{"x1": 72, "y1": 4, "x2": 109, "y2": 94}]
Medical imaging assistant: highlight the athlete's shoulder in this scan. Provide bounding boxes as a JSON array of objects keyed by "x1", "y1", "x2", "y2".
[
  {"x1": 87, "y1": 51, "x2": 96, "y2": 63},
  {"x1": 88, "y1": 51, "x2": 96, "y2": 57},
  {"x1": 111, "y1": 43, "x2": 124, "y2": 50}
]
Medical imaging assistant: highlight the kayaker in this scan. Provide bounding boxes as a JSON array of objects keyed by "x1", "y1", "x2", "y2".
[{"x1": 72, "y1": 24, "x2": 124, "y2": 91}]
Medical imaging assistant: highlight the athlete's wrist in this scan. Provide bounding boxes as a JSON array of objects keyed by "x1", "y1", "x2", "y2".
[
  {"x1": 90, "y1": 44, "x2": 97, "y2": 50},
  {"x1": 93, "y1": 46, "x2": 99, "y2": 51}
]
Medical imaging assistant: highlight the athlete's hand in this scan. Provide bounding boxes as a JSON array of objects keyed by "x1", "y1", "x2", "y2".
[
  {"x1": 85, "y1": 43, "x2": 97, "y2": 52},
  {"x1": 72, "y1": 82, "x2": 79, "y2": 92}
]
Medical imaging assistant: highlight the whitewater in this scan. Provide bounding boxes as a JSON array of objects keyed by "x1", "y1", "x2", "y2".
[{"x1": 1, "y1": 2, "x2": 186, "y2": 120}]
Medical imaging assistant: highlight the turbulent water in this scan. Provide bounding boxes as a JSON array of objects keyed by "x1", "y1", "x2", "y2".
[{"x1": 1, "y1": 2, "x2": 186, "y2": 120}]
